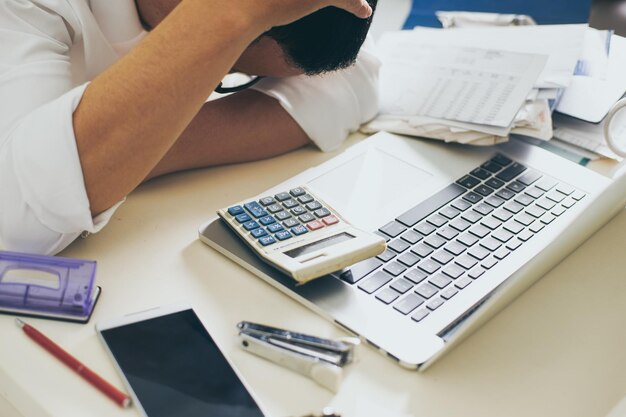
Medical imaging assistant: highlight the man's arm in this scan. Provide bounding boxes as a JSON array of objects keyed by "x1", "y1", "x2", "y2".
[
  {"x1": 146, "y1": 90, "x2": 311, "y2": 180},
  {"x1": 73, "y1": 0, "x2": 372, "y2": 216}
]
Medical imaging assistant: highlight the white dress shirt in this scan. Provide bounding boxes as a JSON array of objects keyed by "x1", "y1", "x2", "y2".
[{"x1": 0, "y1": 0, "x2": 380, "y2": 256}]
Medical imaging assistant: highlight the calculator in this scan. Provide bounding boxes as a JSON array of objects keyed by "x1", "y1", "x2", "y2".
[{"x1": 217, "y1": 186, "x2": 386, "y2": 284}]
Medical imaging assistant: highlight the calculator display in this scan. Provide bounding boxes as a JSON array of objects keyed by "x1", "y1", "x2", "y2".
[{"x1": 284, "y1": 232, "x2": 354, "y2": 259}]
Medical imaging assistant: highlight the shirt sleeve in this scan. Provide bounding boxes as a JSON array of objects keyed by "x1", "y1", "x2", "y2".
[
  {"x1": 252, "y1": 36, "x2": 381, "y2": 152},
  {"x1": 0, "y1": 0, "x2": 121, "y2": 255}
]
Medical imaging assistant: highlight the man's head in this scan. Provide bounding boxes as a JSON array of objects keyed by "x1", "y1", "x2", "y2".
[{"x1": 136, "y1": 0, "x2": 377, "y2": 78}]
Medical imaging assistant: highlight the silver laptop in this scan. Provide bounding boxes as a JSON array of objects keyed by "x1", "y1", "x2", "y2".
[{"x1": 199, "y1": 131, "x2": 626, "y2": 370}]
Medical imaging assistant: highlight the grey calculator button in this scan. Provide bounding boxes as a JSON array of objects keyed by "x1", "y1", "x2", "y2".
[
  {"x1": 283, "y1": 199, "x2": 299, "y2": 209},
  {"x1": 267, "y1": 204, "x2": 283, "y2": 213},
  {"x1": 275, "y1": 192, "x2": 291, "y2": 201},
  {"x1": 298, "y1": 213, "x2": 315, "y2": 223},
  {"x1": 283, "y1": 218, "x2": 299, "y2": 228},
  {"x1": 314, "y1": 208, "x2": 331, "y2": 218},
  {"x1": 289, "y1": 187, "x2": 306, "y2": 197},
  {"x1": 260, "y1": 197, "x2": 276, "y2": 206},
  {"x1": 291, "y1": 206, "x2": 307, "y2": 216},
  {"x1": 275, "y1": 211, "x2": 291, "y2": 221},
  {"x1": 298, "y1": 194, "x2": 314, "y2": 204},
  {"x1": 305, "y1": 201, "x2": 323, "y2": 211}
]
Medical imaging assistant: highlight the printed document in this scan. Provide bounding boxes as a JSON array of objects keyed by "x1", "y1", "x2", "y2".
[{"x1": 378, "y1": 37, "x2": 547, "y2": 127}]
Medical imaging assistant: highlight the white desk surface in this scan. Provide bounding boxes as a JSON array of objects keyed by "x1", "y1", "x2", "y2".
[{"x1": 2, "y1": 132, "x2": 626, "y2": 417}]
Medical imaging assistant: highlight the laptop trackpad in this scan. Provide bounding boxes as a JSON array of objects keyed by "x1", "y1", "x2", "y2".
[{"x1": 307, "y1": 147, "x2": 436, "y2": 231}]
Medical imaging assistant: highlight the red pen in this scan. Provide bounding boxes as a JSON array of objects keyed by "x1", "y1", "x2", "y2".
[{"x1": 15, "y1": 318, "x2": 131, "y2": 408}]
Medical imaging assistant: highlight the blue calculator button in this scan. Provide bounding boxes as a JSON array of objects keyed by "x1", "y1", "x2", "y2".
[
  {"x1": 275, "y1": 230, "x2": 293, "y2": 241},
  {"x1": 267, "y1": 223, "x2": 284, "y2": 233},
  {"x1": 259, "y1": 215, "x2": 276, "y2": 226},
  {"x1": 235, "y1": 213, "x2": 252, "y2": 223},
  {"x1": 259, "y1": 236, "x2": 276, "y2": 246},
  {"x1": 244, "y1": 202, "x2": 267, "y2": 218},
  {"x1": 251, "y1": 228, "x2": 268, "y2": 238},
  {"x1": 291, "y1": 225, "x2": 308, "y2": 236},
  {"x1": 228, "y1": 205, "x2": 244, "y2": 216},
  {"x1": 243, "y1": 221, "x2": 260, "y2": 231}
]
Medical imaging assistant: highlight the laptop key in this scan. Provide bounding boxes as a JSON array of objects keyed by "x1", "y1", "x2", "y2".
[
  {"x1": 396, "y1": 183, "x2": 465, "y2": 227},
  {"x1": 414, "y1": 222, "x2": 436, "y2": 236},
  {"x1": 388, "y1": 239, "x2": 411, "y2": 254},
  {"x1": 394, "y1": 294, "x2": 425, "y2": 315},
  {"x1": 390, "y1": 278, "x2": 414, "y2": 294},
  {"x1": 377, "y1": 249, "x2": 397, "y2": 262},
  {"x1": 474, "y1": 185, "x2": 495, "y2": 197},
  {"x1": 376, "y1": 288, "x2": 401, "y2": 304},
  {"x1": 442, "y1": 264, "x2": 465, "y2": 279},
  {"x1": 432, "y1": 250, "x2": 454, "y2": 265},
  {"x1": 495, "y1": 162, "x2": 527, "y2": 181},
  {"x1": 404, "y1": 268, "x2": 428, "y2": 284},
  {"x1": 411, "y1": 309, "x2": 430, "y2": 322},
  {"x1": 526, "y1": 205, "x2": 546, "y2": 218},
  {"x1": 427, "y1": 214, "x2": 448, "y2": 228},
  {"x1": 504, "y1": 201, "x2": 524, "y2": 214},
  {"x1": 480, "y1": 216, "x2": 502, "y2": 230},
  {"x1": 493, "y1": 209, "x2": 514, "y2": 222},
  {"x1": 482, "y1": 257, "x2": 498, "y2": 269},
  {"x1": 411, "y1": 243, "x2": 434, "y2": 258},
  {"x1": 525, "y1": 187, "x2": 544, "y2": 199},
  {"x1": 401, "y1": 230, "x2": 423, "y2": 244},
  {"x1": 455, "y1": 277, "x2": 472, "y2": 289},
  {"x1": 437, "y1": 226, "x2": 459, "y2": 240},
  {"x1": 473, "y1": 202, "x2": 494, "y2": 216},
  {"x1": 535, "y1": 177, "x2": 558, "y2": 192},
  {"x1": 518, "y1": 229, "x2": 534, "y2": 241},
  {"x1": 440, "y1": 206, "x2": 461, "y2": 219},
  {"x1": 398, "y1": 252, "x2": 420, "y2": 267},
  {"x1": 552, "y1": 205, "x2": 566, "y2": 216},
  {"x1": 516, "y1": 170, "x2": 542, "y2": 186},
  {"x1": 540, "y1": 213, "x2": 556, "y2": 224},
  {"x1": 457, "y1": 233, "x2": 479, "y2": 247},
  {"x1": 452, "y1": 198, "x2": 472, "y2": 211},
  {"x1": 480, "y1": 237, "x2": 502, "y2": 251},
  {"x1": 468, "y1": 246, "x2": 490, "y2": 260},
  {"x1": 383, "y1": 261, "x2": 407, "y2": 277},
  {"x1": 461, "y1": 210, "x2": 482, "y2": 224},
  {"x1": 469, "y1": 224, "x2": 490, "y2": 238},
  {"x1": 481, "y1": 161, "x2": 503, "y2": 173},
  {"x1": 515, "y1": 213, "x2": 535, "y2": 226},
  {"x1": 529, "y1": 222, "x2": 545, "y2": 233},
  {"x1": 444, "y1": 241, "x2": 467, "y2": 256},
  {"x1": 572, "y1": 190, "x2": 586, "y2": 201},
  {"x1": 514, "y1": 194, "x2": 535, "y2": 206},
  {"x1": 455, "y1": 254, "x2": 478, "y2": 270},
  {"x1": 415, "y1": 282, "x2": 438, "y2": 299},
  {"x1": 491, "y1": 154, "x2": 513, "y2": 166},
  {"x1": 471, "y1": 168, "x2": 491, "y2": 180},
  {"x1": 441, "y1": 287, "x2": 459, "y2": 300},
  {"x1": 496, "y1": 188, "x2": 516, "y2": 200},
  {"x1": 427, "y1": 297, "x2": 445, "y2": 311},
  {"x1": 546, "y1": 190, "x2": 567, "y2": 203},
  {"x1": 379, "y1": 221, "x2": 407, "y2": 238},
  {"x1": 341, "y1": 258, "x2": 382, "y2": 284},
  {"x1": 457, "y1": 175, "x2": 481, "y2": 189},
  {"x1": 424, "y1": 235, "x2": 446, "y2": 249},
  {"x1": 429, "y1": 273, "x2": 452, "y2": 289},
  {"x1": 358, "y1": 271, "x2": 393, "y2": 294},
  {"x1": 374, "y1": 230, "x2": 390, "y2": 242},
  {"x1": 468, "y1": 267, "x2": 486, "y2": 279},
  {"x1": 506, "y1": 239, "x2": 523, "y2": 251},
  {"x1": 485, "y1": 196, "x2": 505, "y2": 208},
  {"x1": 503, "y1": 221, "x2": 524, "y2": 234},
  {"x1": 536, "y1": 197, "x2": 556, "y2": 210},
  {"x1": 493, "y1": 248, "x2": 510, "y2": 260},
  {"x1": 463, "y1": 192, "x2": 483, "y2": 204},
  {"x1": 507, "y1": 181, "x2": 526, "y2": 193},
  {"x1": 450, "y1": 218, "x2": 471, "y2": 232},
  {"x1": 418, "y1": 259, "x2": 441, "y2": 274},
  {"x1": 562, "y1": 197, "x2": 576, "y2": 208},
  {"x1": 492, "y1": 229, "x2": 514, "y2": 243},
  {"x1": 485, "y1": 177, "x2": 505, "y2": 189},
  {"x1": 556, "y1": 184, "x2": 575, "y2": 195}
]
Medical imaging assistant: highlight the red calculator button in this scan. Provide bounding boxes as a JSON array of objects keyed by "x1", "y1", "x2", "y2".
[
  {"x1": 323, "y1": 215, "x2": 339, "y2": 226},
  {"x1": 307, "y1": 220, "x2": 325, "y2": 231}
]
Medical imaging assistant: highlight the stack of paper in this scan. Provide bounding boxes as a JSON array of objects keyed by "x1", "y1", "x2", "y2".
[{"x1": 364, "y1": 24, "x2": 588, "y2": 145}]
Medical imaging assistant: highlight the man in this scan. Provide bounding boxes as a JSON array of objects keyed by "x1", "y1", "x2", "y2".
[{"x1": 0, "y1": 0, "x2": 380, "y2": 255}]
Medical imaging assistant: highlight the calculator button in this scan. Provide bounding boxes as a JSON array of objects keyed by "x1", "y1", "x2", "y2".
[
  {"x1": 259, "y1": 197, "x2": 276, "y2": 206},
  {"x1": 289, "y1": 187, "x2": 306, "y2": 197},
  {"x1": 250, "y1": 228, "x2": 268, "y2": 238},
  {"x1": 244, "y1": 201, "x2": 267, "y2": 218},
  {"x1": 283, "y1": 218, "x2": 299, "y2": 228},
  {"x1": 307, "y1": 220, "x2": 325, "y2": 231},
  {"x1": 275, "y1": 211, "x2": 291, "y2": 221},
  {"x1": 322, "y1": 215, "x2": 339, "y2": 226},
  {"x1": 267, "y1": 204, "x2": 283, "y2": 213},
  {"x1": 297, "y1": 194, "x2": 314, "y2": 204},
  {"x1": 275, "y1": 230, "x2": 293, "y2": 241},
  {"x1": 299, "y1": 213, "x2": 315, "y2": 223},
  {"x1": 243, "y1": 221, "x2": 260, "y2": 231},
  {"x1": 282, "y1": 199, "x2": 299, "y2": 209},
  {"x1": 291, "y1": 225, "x2": 309, "y2": 235},
  {"x1": 259, "y1": 215, "x2": 276, "y2": 226},
  {"x1": 258, "y1": 236, "x2": 276, "y2": 246},
  {"x1": 267, "y1": 223, "x2": 284, "y2": 233},
  {"x1": 291, "y1": 206, "x2": 307, "y2": 216},
  {"x1": 305, "y1": 201, "x2": 323, "y2": 211},
  {"x1": 228, "y1": 206, "x2": 244, "y2": 216},
  {"x1": 235, "y1": 213, "x2": 252, "y2": 223},
  {"x1": 314, "y1": 208, "x2": 331, "y2": 218},
  {"x1": 275, "y1": 192, "x2": 291, "y2": 201}
]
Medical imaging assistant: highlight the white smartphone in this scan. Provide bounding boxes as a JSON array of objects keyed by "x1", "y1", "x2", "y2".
[{"x1": 96, "y1": 303, "x2": 268, "y2": 417}]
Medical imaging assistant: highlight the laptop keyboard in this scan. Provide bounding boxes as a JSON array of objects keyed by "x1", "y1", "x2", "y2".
[{"x1": 337, "y1": 154, "x2": 586, "y2": 323}]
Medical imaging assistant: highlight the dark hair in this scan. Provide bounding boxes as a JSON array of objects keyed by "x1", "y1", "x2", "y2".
[{"x1": 266, "y1": 1, "x2": 377, "y2": 75}]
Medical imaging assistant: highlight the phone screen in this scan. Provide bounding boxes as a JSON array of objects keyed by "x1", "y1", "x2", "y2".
[{"x1": 99, "y1": 309, "x2": 265, "y2": 417}]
